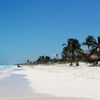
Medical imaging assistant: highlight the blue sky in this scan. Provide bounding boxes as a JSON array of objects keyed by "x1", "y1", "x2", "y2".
[{"x1": 0, "y1": 0, "x2": 100, "y2": 64}]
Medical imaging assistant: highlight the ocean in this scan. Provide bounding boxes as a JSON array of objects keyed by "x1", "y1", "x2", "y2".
[
  {"x1": 0, "y1": 65, "x2": 17, "y2": 79},
  {"x1": 0, "y1": 65, "x2": 17, "y2": 70}
]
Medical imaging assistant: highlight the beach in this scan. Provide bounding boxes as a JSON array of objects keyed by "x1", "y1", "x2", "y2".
[{"x1": 0, "y1": 63, "x2": 100, "y2": 100}]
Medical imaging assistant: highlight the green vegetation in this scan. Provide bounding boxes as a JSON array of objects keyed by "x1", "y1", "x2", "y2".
[
  {"x1": 35, "y1": 56, "x2": 50, "y2": 64},
  {"x1": 62, "y1": 38, "x2": 83, "y2": 66},
  {"x1": 83, "y1": 35, "x2": 100, "y2": 65},
  {"x1": 26, "y1": 35, "x2": 100, "y2": 66}
]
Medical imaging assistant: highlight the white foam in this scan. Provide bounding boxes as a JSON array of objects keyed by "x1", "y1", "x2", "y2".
[{"x1": 0, "y1": 65, "x2": 17, "y2": 79}]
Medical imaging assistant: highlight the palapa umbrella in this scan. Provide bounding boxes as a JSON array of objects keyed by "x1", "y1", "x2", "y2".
[{"x1": 90, "y1": 54, "x2": 99, "y2": 60}]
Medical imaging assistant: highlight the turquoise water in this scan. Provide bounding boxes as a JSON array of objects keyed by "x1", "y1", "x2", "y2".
[
  {"x1": 0, "y1": 65, "x2": 17, "y2": 70},
  {"x1": 0, "y1": 65, "x2": 17, "y2": 79}
]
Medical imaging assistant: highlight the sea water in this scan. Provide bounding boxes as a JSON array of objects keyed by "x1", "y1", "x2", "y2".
[
  {"x1": 0, "y1": 65, "x2": 17, "y2": 79},
  {"x1": 0, "y1": 65, "x2": 17, "y2": 70}
]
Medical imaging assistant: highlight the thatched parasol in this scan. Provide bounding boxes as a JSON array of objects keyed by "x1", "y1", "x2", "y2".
[{"x1": 90, "y1": 54, "x2": 99, "y2": 60}]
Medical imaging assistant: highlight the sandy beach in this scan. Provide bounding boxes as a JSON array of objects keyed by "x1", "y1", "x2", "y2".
[{"x1": 0, "y1": 63, "x2": 100, "y2": 100}]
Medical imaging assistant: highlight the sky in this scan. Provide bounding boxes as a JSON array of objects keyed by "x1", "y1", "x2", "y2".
[{"x1": 0, "y1": 0, "x2": 100, "y2": 64}]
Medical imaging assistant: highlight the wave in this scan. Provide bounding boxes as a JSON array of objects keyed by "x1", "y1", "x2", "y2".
[{"x1": 0, "y1": 65, "x2": 17, "y2": 79}]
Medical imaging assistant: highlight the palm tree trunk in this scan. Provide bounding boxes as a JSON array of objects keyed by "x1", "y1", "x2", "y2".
[
  {"x1": 69, "y1": 56, "x2": 73, "y2": 66},
  {"x1": 76, "y1": 56, "x2": 79, "y2": 66},
  {"x1": 70, "y1": 52, "x2": 74, "y2": 66}
]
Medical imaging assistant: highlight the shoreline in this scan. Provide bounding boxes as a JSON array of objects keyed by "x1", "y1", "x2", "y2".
[{"x1": 0, "y1": 63, "x2": 100, "y2": 99}]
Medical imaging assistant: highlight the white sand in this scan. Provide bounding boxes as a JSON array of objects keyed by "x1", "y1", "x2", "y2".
[{"x1": 0, "y1": 63, "x2": 100, "y2": 100}]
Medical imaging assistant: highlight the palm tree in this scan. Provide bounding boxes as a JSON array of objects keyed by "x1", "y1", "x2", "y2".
[
  {"x1": 83, "y1": 35, "x2": 100, "y2": 54},
  {"x1": 27, "y1": 60, "x2": 30, "y2": 64},
  {"x1": 83, "y1": 35, "x2": 100, "y2": 65},
  {"x1": 62, "y1": 46, "x2": 69, "y2": 60},
  {"x1": 62, "y1": 38, "x2": 82, "y2": 66},
  {"x1": 36, "y1": 56, "x2": 51, "y2": 64},
  {"x1": 83, "y1": 35, "x2": 97, "y2": 52},
  {"x1": 45, "y1": 56, "x2": 50, "y2": 63},
  {"x1": 97, "y1": 36, "x2": 100, "y2": 51}
]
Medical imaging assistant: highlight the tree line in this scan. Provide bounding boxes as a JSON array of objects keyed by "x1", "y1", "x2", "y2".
[{"x1": 26, "y1": 35, "x2": 100, "y2": 66}]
